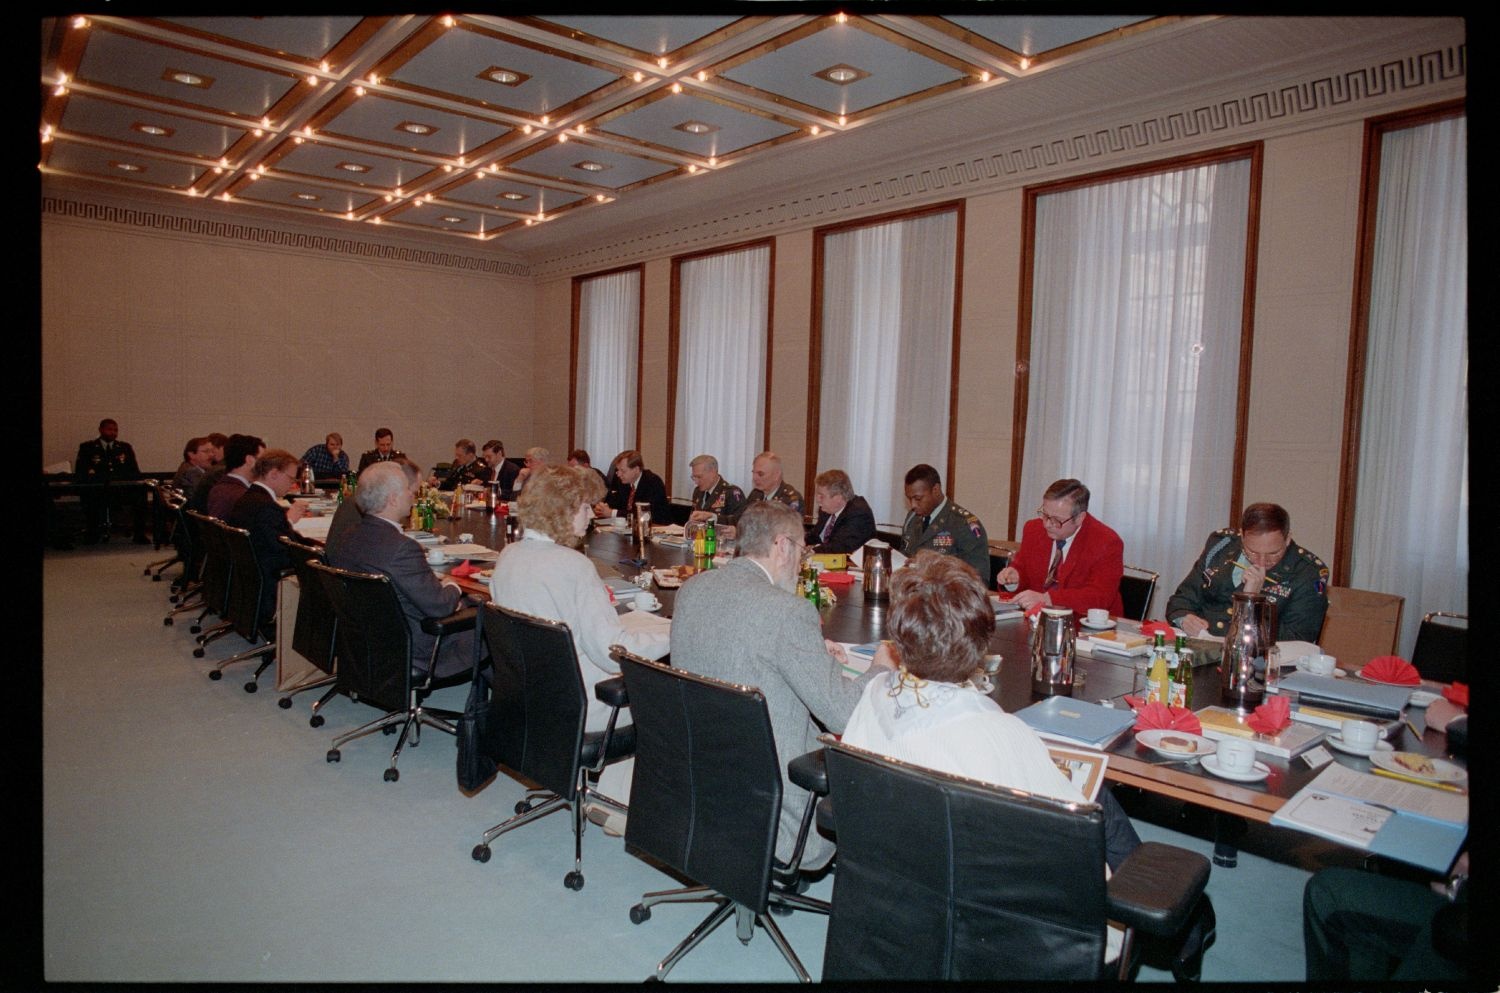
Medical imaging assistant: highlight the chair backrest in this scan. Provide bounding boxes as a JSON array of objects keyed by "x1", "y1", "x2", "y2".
[
  {"x1": 279, "y1": 536, "x2": 337, "y2": 674},
  {"x1": 309, "y1": 560, "x2": 412, "y2": 712},
  {"x1": 1320, "y1": 586, "x2": 1405, "y2": 668},
  {"x1": 174, "y1": 500, "x2": 200, "y2": 576},
  {"x1": 820, "y1": 738, "x2": 1108, "y2": 982},
  {"x1": 616, "y1": 651, "x2": 782, "y2": 915},
  {"x1": 1411, "y1": 611, "x2": 1467, "y2": 683},
  {"x1": 217, "y1": 521, "x2": 264, "y2": 639},
  {"x1": 187, "y1": 510, "x2": 231, "y2": 613},
  {"x1": 662, "y1": 498, "x2": 693, "y2": 527},
  {"x1": 479, "y1": 603, "x2": 587, "y2": 800},
  {"x1": 1118, "y1": 564, "x2": 1159, "y2": 623}
]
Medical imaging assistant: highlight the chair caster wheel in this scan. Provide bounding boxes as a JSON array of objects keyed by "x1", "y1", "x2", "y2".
[
  {"x1": 190, "y1": 625, "x2": 201, "y2": 634},
  {"x1": 153, "y1": 574, "x2": 163, "y2": 582},
  {"x1": 515, "y1": 800, "x2": 533, "y2": 815},
  {"x1": 278, "y1": 697, "x2": 292, "y2": 709},
  {"x1": 472, "y1": 845, "x2": 491, "y2": 863},
  {"x1": 310, "y1": 715, "x2": 324, "y2": 728},
  {"x1": 384, "y1": 768, "x2": 399, "y2": 782},
  {"x1": 629, "y1": 904, "x2": 650, "y2": 925},
  {"x1": 645, "y1": 975, "x2": 661, "y2": 982},
  {"x1": 382, "y1": 725, "x2": 398, "y2": 735},
  {"x1": 207, "y1": 668, "x2": 220, "y2": 679},
  {"x1": 563, "y1": 871, "x2": 584, "y2": 891},
  {"x1": 195, "y1": 649, "x2": 207, "y2": 660},
  {"x1": 769, "y1": 902, "x2": 793, "y2": 918},
  {"x1": 326, "y1": 750, "x2": 340, "y2": 763},
  {"x1": 244, "y1": 681, "x2": 257, "y2": 693},
  {"x1": 163, "y1": 618, "x2": 173, "y2": 626}
]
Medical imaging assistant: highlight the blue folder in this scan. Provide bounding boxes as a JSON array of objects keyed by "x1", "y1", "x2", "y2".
[{"x1": 1014, "y1": 696, "x2": 1137, "y2": 750}]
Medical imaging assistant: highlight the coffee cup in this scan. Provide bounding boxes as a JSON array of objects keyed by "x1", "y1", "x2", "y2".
[
  {"x1": 1086, "y1": 608, "x2": 1110, "y2": 627},
  {"x1": 634, "y1": 591, "x2": 660, "y2": 611},
  {"x1": 1216, "y1": 737, "x2": 1258, "y2": 774},
  {"x1": 458, "y1": 532, "x2": 474, "y2": 543},
  {"x1": 1340, "y1": 719, "x2": 1379, "y2": 751},
  {"x1": 426, "y1": 547, "x2": 445, "y2": 565},
  {"x1": 1301, "y1": 653, "x2": 1337, "y2": 677}
]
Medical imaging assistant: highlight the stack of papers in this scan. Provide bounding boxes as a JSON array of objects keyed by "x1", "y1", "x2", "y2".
[{"x1": 292, "y1": 516, "x2": 333, "y2": 540}]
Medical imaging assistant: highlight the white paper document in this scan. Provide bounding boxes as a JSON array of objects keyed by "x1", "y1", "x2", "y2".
[
  {"x1": 1276, "y1": 791, "x2": 1393, "y2": 848},
  {"x1": 292, "y1": 516, "x2": 333, "y2": 540}
]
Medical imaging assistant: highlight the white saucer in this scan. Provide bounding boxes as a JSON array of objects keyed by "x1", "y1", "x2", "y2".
[
  {"x1": 1325, "y1": 735, "x2": 1394, "y2": 758},
  {"x1": 1199, "y1": 754, "x2": 1271, "y2": 782},
  {"x1": 1080, "y1": 619, "x2": 1117, "y2": 631},
  {"x1": 629, "y1": 601, "x2": 662, "y2": 613},
  {"x1": 1295, "y1": 666, "x2": 1346, "y2": 678},
  {"x1": 1407, "y1": 689, "x2": 1441, "y2": 708}
]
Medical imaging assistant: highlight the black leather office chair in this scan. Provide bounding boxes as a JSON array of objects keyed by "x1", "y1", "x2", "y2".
[
  {"x1": 818, "y1": 737, "x2": 1210, "y2": 982},
  {"x1": 142, "y1": 481, "x2": 185, "y2": 582},
  {"x1": 663, "y1": 498, "x2": 693, "y2": 527},
  {"x1": 614, "y1": 649, "x2": 830, "y2": 982},
  {"x1": 311, "y1": 561, "x2": 473, "y2": 782},
  {"x1": 163, "y1": 503, "x2": 207, "y2": 621},
  {"x1": 469, "y1": 604, "x2": 633, "y2": 891},
  {"x1": 181, "y1": 509, "x2": 233, "y2": 644},
  {"x1": 276, "y1": 537, "x2": 339, "y2": 721},
  {"x1": 1119, "y1": 564, "x2": 1159, "y2": 623},
  {"x1": 206, "y1": 521, "x2": 278, "y2": 691},
  {"x1": 1411, "y1": 611, "x2": 1467, "y2": 684}
]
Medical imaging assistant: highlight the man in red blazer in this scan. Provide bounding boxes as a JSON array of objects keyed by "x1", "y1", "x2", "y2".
[{"x1": 997, "y1": 478, "x2": 1124, "y2": 615}]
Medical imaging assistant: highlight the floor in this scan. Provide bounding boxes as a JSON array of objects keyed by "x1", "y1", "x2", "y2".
[{"x1": 42, "y1": 543, "x2": 1370, "y2": 985}]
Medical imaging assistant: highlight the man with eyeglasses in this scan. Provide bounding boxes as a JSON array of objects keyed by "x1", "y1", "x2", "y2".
[
  {"x1": 1166, "y1": 502, "x2": 1329, "y2": 642},
  {"x1": 996, "y1": 478, "x2": 1123, "y2": 614},
  {"x1": 671, "y1": 501, "x2": 884, "y2": 871},
  {"x1": 900, "y1": 464, "x2": 991, "y2": 584}
]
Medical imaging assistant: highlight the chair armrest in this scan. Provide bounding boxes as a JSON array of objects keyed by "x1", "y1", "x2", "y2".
[
  {"x1": 1105, "y1": 842, "x2": 1210, "y2": 938},
  {"x1": 421, "y1": 606, "x2": 476, "y2": 636},
  {"x1": 594, "y1": 675, "x2": 628, "y2": 709},
  {"x1": 788, "y1": 748, "x2": 828, "y2": 796}
]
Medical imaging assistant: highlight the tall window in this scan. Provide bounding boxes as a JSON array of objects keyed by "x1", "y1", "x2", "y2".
[
  {"x1": 815, "y1": 207, "x2": 960, "y2": 524},
  {"x1": 669, "y1": 242, "x2": 771, "y2": 496},
  {"x1": 1343, "y1": 110, "x2": 1466, "y2": 655},
  {"x1": 572, "y1": 268, "x2": 641, "y2": 464},
  {"x1": 1018, "y1": 152, "x2": 1256, "y2": 607}
]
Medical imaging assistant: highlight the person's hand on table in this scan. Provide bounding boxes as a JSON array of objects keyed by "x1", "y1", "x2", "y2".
[
  {"x1": 286, "y1": 500, "x2": 309, "y2": 522},
  {"x1": 592, "y1": 501, "x2": 612, "y2": 517},
  {"x1": 996, "y1": 565, "x2": 1020, "y2": 587},
  {"x1": 687, "y1": 509, "x2": 713, "y2": 524},
  {"x1": 1013, "y1": 589, "x2": 1050, "y2": 610},
  {"x1": 1178, "y1": 613, "x2": 1209, "y2": 637},
  {"x1": 823, "y1": 640, "x2": 848, "y2": 667}
]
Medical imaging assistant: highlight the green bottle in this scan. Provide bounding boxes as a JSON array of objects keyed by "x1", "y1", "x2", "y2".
[{"x1": 704, "y1": 520, "x2": 717, "y2": 558}]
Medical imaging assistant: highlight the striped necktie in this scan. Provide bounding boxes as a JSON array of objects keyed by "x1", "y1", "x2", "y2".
[{"x1": 1045, "y1": 539, "x2": 1065, "y2": 588}]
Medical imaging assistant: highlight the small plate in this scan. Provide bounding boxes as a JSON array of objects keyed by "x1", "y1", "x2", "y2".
[
  {"x1": 1200, "y1": 754, "x2": 1271, "y2": 782},
  {"x1": 1135, "y1": 729, "x2": 1215, "y2": 760},
  {"x1": 1080, "y1": 619, "x2": 1117, "y2": 631},
  {"x1": 1294, "y1": 665, "x2": 1346, "y2": 678},
  {"x1": 1407, "y1": 689, "x2": 1441, "y2": 708},
  {"x1": 1356, "y1": 667, "x2": 1421, "y2": 687},
  {"x1": 1369, "y1": 750, "x2": 1467, "y2": 784},
  {"x1": 1325, "y1": 735, "x2": 1395, "y2": 758},
  {"x1": 629, "y1": 601, "x2": 662, "y2": 613}
]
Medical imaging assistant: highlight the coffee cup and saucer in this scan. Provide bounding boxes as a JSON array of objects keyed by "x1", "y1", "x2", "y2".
[
  {"x1": 1325, "y1": 719, "x2": 1394, "y2": 758},
  {"x1": 1200, "y1": 737, "x2": 1270, "y2": 782},
  {"x1": 1079, "y1": 608, "x2": 1115, "y2": 631},
  {"x1": 631, "y1": 590, "x2": 662, "y2": 612}
]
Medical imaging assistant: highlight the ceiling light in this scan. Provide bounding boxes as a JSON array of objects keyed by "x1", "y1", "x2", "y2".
[
  {"x1": 708, "y1": 156, "x2": 717, "y2": 167},
  {"x1": 53, "y1": 84, "x2": 67, "y2": 96},
  {"x1": 595, "y1": 194, "x2": 606, "y2": 202},
  {"x1": 441, "y1": 15, "x2": 454, "y2": 27},
  {"x1": 346, "y1": 211, "x2": 354, "y2": 220},
  {"x1": 576, "y1": 125, "x2": 586, "y2": 134},
  {"x1": 558, "y1": 133, "x2": 568, "y2": 143},
  {"x1": 367, "y1": 74, "x2": 379, "y2": 86},
  {"x1": 675, "y1": 120, "x2": 717, "y2": 135},
  {"x1": 525, "y1": 219, "x2": 533, "y2": 226},
  {"x1": 247, "y1": 173, "x2": 259, "y2": 180},
  {"x1": 815, "y1": 64, "x2": 869, "y2": 85},
  {"x1": 397, "y1": 121, "x2": 436, "y2": 135},
  {"x1": 72, "y1": 16, "x2": 87, "y2": 28},
  {"x1": 354, "y1": 86, "x2": 366, "y2": 97},
  {"x1": 132, "y1": 123, "x2": 172, "y2": 137},
  {"x1": 500, "y1": 191, "x2": 527, "y2": 201},
  {"x1": 165, "y1": 69, "x2": 211, "y2": 88},
  {"x1": 458, "y1": 155, "x2": 466, "y2": 166},
  {"x1": 838, "y1": 115, "x2": 846, "y2": 126},
  {"x1": 810, "y1": 125, "x2": 821, "y2": 136},
  {"x1": 307, "y1": 74, "x2": 317, "y2": 85},
  {"x1": 835, "y1": 12, "x2": 848, "y2": 23},
  {"x1": 337, "y1": 162, "x2": 370, "y2": 173},
  {"x1": 670, "y1": 82, "x2": 681, "y2": 94},
  {"x1": 293, "y1": 136, "x2": 303, "y2": 144},
  {"x1": 252, "y1": 128, "x2": 262, "y2": 137},
  {"x1": 657, "y1": 57, "x2": 668, "y2": 69},
  {"x1": 394, "y1": 188, "x2": 403, "y2": 197},
  {"x1": 540, "y1": 115, "x2": 550, "y2": 126},
  {"x1": 384, "y1": 194, "x2": 393, "y2": 202},
  {"x1": 302, "y1": 126, "x2": 314, "y2": 137},
  {"x1": 320, "y1": 61, "x2": 330, "y2": 73},
  {"x1": 687, "y1": 164, "x2": 697, "y2": 173},
  {"x1": 1019, "y1": 58, "x2": 1030, "y2": 70},
  {"x1": 980, "y1": 71, "x2": 991, "y2": 82},
  {"x1": 295, "y1": 193, "x2": 320, "y2": 201},
  {"x1": 111, "y1": 161, "x2": 144, "y2": 172},
  {"x1": 522, "y1": 124, "x2": 533, "y2": 135},
  {"x1": 441, "y1": 215, "x2": 464, "y2": 223},
  {"x1": 697, "y1": 71, "x2": 707, "y2": 82},
  {"x1": 443, "y1": 164, "x2": 453, "y2": 173},
  {"x1": 219, "y1": 157, "x2": 229, "y2": 168},
  {"x1": 371, "y1": 217, "x2": 381, "y2": 224},
  {"x1": 221, "y1": 192, "x2": 231, "y2": 201},
  {"x1": 536, "y1": 211, "x2": 545, "y2": 221},
  {"x1": 575, "y1": 161, "x2": 608, "y2": 172},
  {"x1": 481, "y1": 66, "x2": 529, "y2": 87},
  {"x1": 632, "y1": 71, "x2": 643, "y2": 83},
  {"x1": 425, "y1": 194, "x2": 434, "y2": 202},
  {"x1": 213, "y1": 166, "x2": 223, "y2": 174}
]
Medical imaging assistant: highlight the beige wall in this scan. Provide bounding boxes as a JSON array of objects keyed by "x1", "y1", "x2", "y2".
[{"x1": 42, "y1": 216, "x2": 537, "y2": 476}]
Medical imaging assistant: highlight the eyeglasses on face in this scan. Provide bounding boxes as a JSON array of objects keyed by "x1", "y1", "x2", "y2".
[{"x1": 1035, "y1": 507, "x2": 1080, "y2": 529}]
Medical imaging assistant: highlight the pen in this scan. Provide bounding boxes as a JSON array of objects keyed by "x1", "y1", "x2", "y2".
[
  {"x1": 1369, "y1": 767, "x2": 1465, "y2": 793},
  {"x1": 1403, "y1": 718, "x2": 1423, "y2": 739}
]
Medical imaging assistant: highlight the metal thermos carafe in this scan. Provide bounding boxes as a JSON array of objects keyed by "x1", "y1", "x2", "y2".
[
  {"x1": 1219, "y1": 591, "x2": 1276, "y2": 710},
  {"x1": 633, "y1": 504, "x2": 652, "y2": 548},
  {"x1": 863, "y1": 541, "x2": 891, "y2": 601},
  {"x1": 1030, "y1": 606, "x2": 1076, "y2": 696},
  {"x1": 300, "y1": 465, "x2": 315, "y2": 495}
]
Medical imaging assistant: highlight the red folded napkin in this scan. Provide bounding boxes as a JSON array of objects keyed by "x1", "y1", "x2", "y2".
[
  {"x1": 819, "y1": 571, "x2": 856, "y2": 588},
  {"x1": 1130, "y1": 700, "x2": 1202, "y2": 734},
  {"x1": 449, "y1": 560, "x2": 482, "y2": 578},
  {"x1": 1245, "y1": 695, "x2": 1291, "y2": 735},
  {"x1": 1139, "y1": 620, "x2": 1176, "y2": 640},
  {"x1": 1442, "y1": 681, "x2": 1469, "y2": 708},
  {"x1": 1023, "y1": 602, "x2": 1045, "y2": 621},
  {"x1": 1361, "y1": 655, "x2": 1421, "y2": 686}
]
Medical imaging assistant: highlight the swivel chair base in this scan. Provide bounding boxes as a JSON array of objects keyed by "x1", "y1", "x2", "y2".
[
  {"x1": 326, "y1": 699, "x2": 458, "y2": 782},
  {"x1": 629, "y1": 887, "x2": 829, "y2": 982},
  {"x1": 470, "y1": 784, "x2": 626, "y2": 892}
]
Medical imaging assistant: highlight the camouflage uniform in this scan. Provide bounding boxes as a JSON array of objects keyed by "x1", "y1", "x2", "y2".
[{"x1": 1165, "y1": 528, "x2": 1330, "y2": 642}]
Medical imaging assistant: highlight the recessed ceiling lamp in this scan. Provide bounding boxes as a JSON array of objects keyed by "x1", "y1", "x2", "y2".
[
  {"x1": 814, "y1": 64, "x2": 869, "y2": 85},
  {"x1": 441, "y1": 215, "x2": 464, "y2": 224},
  {"x1": 110, "y1": 161, "x2": 144, "y2": 172},
  {"x1": 164, "y1": 69, "x2": 212, "y2": 88},
  {"x1": 574, "y1": 161, "x2": 608, "y2": 172},
  {"x1": 294, "y1": 193, "x2": 320, "y2": 201},
  {"x1": 397, "y1": 121, "x2": 437, "y2": 136},
  {"x1": 337, "y1": 161, "x2": 371, "y2": 173},
  {"x1": 674, "y1": 120, "x2": 718, "y2": 135},
  {"x1": 500, "y1": 191, "x2": 528, "y2": 201},
  {"x1": 480, "y1": 66, "x2": 530, "y2": 87},
  {"x1": 132, "y1": 123, "x2": 174, "y2": 137}
]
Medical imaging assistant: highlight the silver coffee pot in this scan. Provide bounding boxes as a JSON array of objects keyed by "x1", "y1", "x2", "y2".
[
  {"x1": 1219, "y1": 591, "x2": 1276, "y2": 711},
  {"x1": 862, "y1": 541, "x2": 891, "y2": 601},
  {"x1": 1030, "y1": 606, "x2": 1076, "y2": 696}
]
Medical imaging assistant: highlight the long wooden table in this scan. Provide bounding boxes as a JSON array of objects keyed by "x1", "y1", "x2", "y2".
[{"x1": 416, "y1": 505, "x2": 1461, "y2": 863}]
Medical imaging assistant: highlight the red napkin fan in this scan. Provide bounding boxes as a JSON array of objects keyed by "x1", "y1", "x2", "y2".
[
  {"x1": 1023, "y1": 602, "x2": 1045, "y2": 621},
  {"x1": 1139, "y1": 620, "x2": 1176, "y2": 640},
  {"x1": 1128, "y1": 700, "x2": 1202, "y2": 735},
  {"x1": 449, "y1": 560, "x2": 482, "y2": 578},
  {"x1": 1442, "y1": 681, "x2": 1469, "y2": 708},
  {"x1": 1245, "y1": 695, "x2": 1291, "y2": 735},
  {"x1": 1361, "y1": 655, "x2": 1421, "y2": 686}
]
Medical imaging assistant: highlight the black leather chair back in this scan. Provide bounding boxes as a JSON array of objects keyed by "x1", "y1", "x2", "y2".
[
  {"x1": 217, "y1": 522, "x2": 264, "y2": 640},
  {"x1": 1119, "y1": 569, "x2": 1157, "y2": 623},
  {"x1": 662, "y1": 500, "x2": 693, "y2": 527},
  {"x1": 821, "y1": 740, "x2": 1108, "y2": 981},
  {"x1": 279, "y1": 536, "x2": 337, "y2": 675},
  {"x1": 1411, "y1": 613, "x2": 1467, "y2": 684},
  {"x1": 617, "y1": 653, "x2": 781, "y2": 915},
  {"x1": 174, "y1": 500, "x2": 202, "y2": 581},
  {"x1": 188, "y1": 510, "x2": 231, "y2": 614},
  {"x1": 479, "y1": 604, "x2": 586, "y2": 801},
  {"x1": 309, "y1": 561, "x2": 411, "y2": 712}
]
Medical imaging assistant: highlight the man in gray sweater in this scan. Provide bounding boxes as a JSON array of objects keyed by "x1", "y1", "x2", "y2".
[{"x1": 669, "y1": 501, "x2": 883, "y2": 869}]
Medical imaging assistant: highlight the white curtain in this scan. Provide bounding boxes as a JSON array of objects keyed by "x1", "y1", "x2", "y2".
[
  {"x1": 671, "y1": 245, "x2": 771, "y2": 496},
  {"x1": 574, "y1": 270, "x2": 640, "y2": 464},
  {"x1": 1351, "y1": 115, "x2": 1467, "y2": 657},
  {"x1": 1021, "y1": 159, "x2": 1252, "y2": 612},
  {"x1": 819, "y1": 210, "x2": 958, "y2": 523}
]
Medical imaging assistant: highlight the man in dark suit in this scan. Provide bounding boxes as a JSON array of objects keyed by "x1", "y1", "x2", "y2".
[
  {"x1": 482, "y1": 440, "x2": 521, "y2": 500},
  {"x1": 593, "y1": 449, "x2": 670, "y2": 521},
  {"x1": 568, "y1": 448, "x2": 609, "y2": 490},
  {"x1": 75, "y1": 418, "x2": 147, "y2": 543},
  {"x1": 357, "y1": 428, "x2": 404, "y2": 472},
  {"x1": 326, "y1": 461, "x2": 475, "y2": 677},
  {"x1": 204, "y1": 434, "x2": 264, "y2": 520},
  {"x1": 430, "y1": 438, "x2": 489, "y2": 491},
  {"x1": 997, "y1": 477, "x2": 1123, "y2": 615},
  {"x1": 226, "y1": 449, "x2": 308, "y2": 630},
  {"x1": 807, "y1": 468, "x2": 877, "y2": 555}
]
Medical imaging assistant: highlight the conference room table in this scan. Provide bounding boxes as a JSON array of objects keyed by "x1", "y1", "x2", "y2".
[{"x1": 414, "y1": 504, "x2": 1463, "y2": 869}]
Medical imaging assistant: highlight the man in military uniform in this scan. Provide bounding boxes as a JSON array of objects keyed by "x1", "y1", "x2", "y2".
[
  {"x1": 357, "y1": 428, "x2": 404, "y2": 472},
  {"x1": 75, "y1": 418, "x2": 147, "y2": 543},
  {"x1": 430, "y1": 438, "x2": 489, "y2": 491},
  {"x1": 687, "y1": 454, "x2": 748, "y2": 526},
  {"x1": 745, "y1": 451, "x2": 804, "y2": 516},
  {"x1": 1166, "y1": 502, "x2": 1329, "y2": 643},
  {"x1": 900, "y1": 463, "x2": 990, "y2": 584}
]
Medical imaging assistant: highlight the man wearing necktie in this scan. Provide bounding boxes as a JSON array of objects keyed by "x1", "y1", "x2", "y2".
[
  {"x1": 899, "y1": 464, "x2": 990, "y2": 584},
  {"x1": 806, "y1": 468, "x2": 876, "y2": 554},
  {"x1": 75, "y1": 418, "x2": 147, "y2": 544},
  {"x1": 997, "y1": 478, "x2": 1124, "y2": 615}
]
